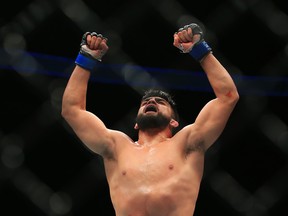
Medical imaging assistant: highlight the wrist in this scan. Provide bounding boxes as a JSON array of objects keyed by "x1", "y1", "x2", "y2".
[
  {"x1": 189, "y1": 40, "x2": 212, "y2": 62},
  {"x1": 75, "y1": 52, "x2": 99, "y2": 71}
]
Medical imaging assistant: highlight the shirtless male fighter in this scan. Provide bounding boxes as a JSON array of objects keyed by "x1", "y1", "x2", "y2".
[{"x1": 62, "y1": 23, "x2": 239, "y2": 216}]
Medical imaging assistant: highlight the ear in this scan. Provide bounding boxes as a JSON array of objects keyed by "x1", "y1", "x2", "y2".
[
  {"x1": 169, "y1": 119, "x2": 179, "y2": 128},
  {"x1": 134, "y1": 123, "x2": 139, "y2": 130}
]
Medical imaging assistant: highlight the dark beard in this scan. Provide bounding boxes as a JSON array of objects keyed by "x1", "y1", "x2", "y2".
[{"x1": 135, "y1": 113, "x2": 170, "y2": 131}]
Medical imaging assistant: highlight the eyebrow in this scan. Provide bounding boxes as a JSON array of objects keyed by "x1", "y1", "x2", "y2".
[{"x1": 141, "y1": 97, "x2": 169, "y2": 103}]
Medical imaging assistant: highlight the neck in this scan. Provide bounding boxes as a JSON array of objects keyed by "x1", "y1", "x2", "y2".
[{"x1": 137, "y1": 127, "x2": 172, "y2": 146}]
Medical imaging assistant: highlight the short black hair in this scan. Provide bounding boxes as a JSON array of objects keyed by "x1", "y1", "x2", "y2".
[{"x1": 141, "y1": 89, "x2": 179, "y2": 122}]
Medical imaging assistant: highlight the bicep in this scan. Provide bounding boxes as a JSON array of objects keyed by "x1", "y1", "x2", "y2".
[
  {"x1": 194, "y1": 98, "x2": 236, "y2": 150},
  {"x1": 64, "y1": 109, "x2": 114, "y2": 155}
]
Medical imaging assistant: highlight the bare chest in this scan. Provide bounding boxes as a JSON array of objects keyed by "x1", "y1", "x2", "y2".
[
  {"x1": 120, "y1": 144, "x2": 183, "y2": 180},
  {"x1": 105, "y1": 143, "x2": 203, "y2": 216},
  {"x1": 107, "y1": 145, "x2": 204, "y2": 204}
]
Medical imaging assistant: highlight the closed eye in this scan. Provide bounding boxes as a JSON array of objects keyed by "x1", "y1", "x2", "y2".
[
  {"x1": 155, "y1": 98, "x2": 168, "y2": 105},
  {"x1": 140, "y1": 97, "x2": 169, "y2": 106}
]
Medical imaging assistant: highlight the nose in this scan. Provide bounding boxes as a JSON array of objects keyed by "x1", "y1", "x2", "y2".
[{"x1": 147, "y1": 98, "x2": 157, "y2": 104}]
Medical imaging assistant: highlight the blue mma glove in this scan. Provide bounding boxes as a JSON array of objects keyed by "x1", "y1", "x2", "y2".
[
  {"x1": 75, "y1": 32, "x2": 108, "y2": 71},
  {"x1": 177, "y1": 23, "x2": 212, "y2": 62}
]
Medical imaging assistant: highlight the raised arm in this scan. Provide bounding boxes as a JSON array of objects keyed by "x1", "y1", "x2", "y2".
[
  {"x1": 61, "y1": 32, "x2": 113, "y2": 156},
  {"x1": 174, "y1": 24, "x2": 239, "y2": 150},
  {"x1": 196, "y1": 53, "x2": 239, "y2": 150}
]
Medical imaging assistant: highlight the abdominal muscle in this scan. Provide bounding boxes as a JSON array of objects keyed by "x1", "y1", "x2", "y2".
[{"x1": 104, "y1": 143, "x2": 204, "y2": 216}]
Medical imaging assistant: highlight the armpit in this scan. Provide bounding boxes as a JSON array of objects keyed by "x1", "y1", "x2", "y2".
[
  {"x1": 185, "y1": 140, "x2": 205, "y2": 155},
  {"x1": 102, "y1": 145, "x2": 115, "y2": 160}
]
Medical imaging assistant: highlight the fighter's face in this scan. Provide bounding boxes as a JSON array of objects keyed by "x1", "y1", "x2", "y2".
[{"x1": 135, "y1": 97, "x2": 173, "y2": 130}]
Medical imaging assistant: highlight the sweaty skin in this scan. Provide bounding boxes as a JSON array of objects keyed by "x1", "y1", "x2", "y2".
[
  {"x1": 62, "y1": 28, "x2": 239, "y2": 216},
  {"x1": 104, "y1": 96, "x2": 206, "y2": 216},
  {"x1": 105, "y1": 126, "x2": 205, "y2": 216}
]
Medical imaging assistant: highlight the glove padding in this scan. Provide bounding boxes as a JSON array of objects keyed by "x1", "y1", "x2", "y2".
[
  {"x1": 75, "y1": 32, "x2": 108, "y2": 71},
  {"x1": 175, "y1": 23, "x2": 212, "y2": 61},
  {"x1": 79, "y1": 32, "x2": 108, "y2": 61}
]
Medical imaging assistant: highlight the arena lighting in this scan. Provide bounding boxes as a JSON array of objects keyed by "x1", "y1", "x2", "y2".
[{"x1": 1, "y1": 49, "x2": 288, "y2": 96}]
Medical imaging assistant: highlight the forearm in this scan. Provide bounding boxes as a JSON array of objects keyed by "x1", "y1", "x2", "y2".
[
  {"x1": 173, "y1": 23, "x2": 239, "y2": 102},
  {"x1": 62, "y1": 31, "x2": 108, "y2": 121},
  {"x1": 200, "y1": 53, "x2": 239, "y2": 102},
  {"x1": 62, "y1": 66, "x2": 90, "y2": 115}
]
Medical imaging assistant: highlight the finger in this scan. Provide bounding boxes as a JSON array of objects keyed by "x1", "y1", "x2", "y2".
[
  {"x1": 175, "y1": 33, "x2": 183, "y2": 43},
  {"x1": 192, "y1": 34, "x2": 201, "y2": 44},
  {"x1": 102, "y1": 38, "x2": 108, "y2": 45},
  {"x1": 187, "y1": 27, "x2": 193, "y2": 39},
  {"x1": 92, "y1": 37, "x2": 103, "y2": 50},
  {"x1": 99, "y1": 34, "x2": 108, "y2": 41},
  {"x1": 174, "y1": 34, "x2": 186, "y2": 52},
  {"x1": 173, "y1": 34, "x2": 181, "y2": 47},
  {"x1": 177, "y1": 31, "x2": 188, "y2": 43},
  {"x1": 182, "y1": 30, "x2": 193, "y2": 42},
  {"x1": 90, "y1": 32, "x2": 103, "y2": 49},
  {"x1": 81, "y1": 32, "x2": 91, "y2": 46},
  {"x1": 86, "y1": 34, "x2": 92, "y2": 46},
  {"x1": 100, "y1": 40, "x2": 109, "y2": 51}
]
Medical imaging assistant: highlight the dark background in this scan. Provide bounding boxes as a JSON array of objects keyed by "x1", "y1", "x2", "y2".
[{"x1": 0, "y1": 0, "x2": 288, "y2": 215}]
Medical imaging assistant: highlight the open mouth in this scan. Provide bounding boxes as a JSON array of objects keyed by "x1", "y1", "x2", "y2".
[{"x1": 144, "y1": 104, "x2": 157, "y2": 113}]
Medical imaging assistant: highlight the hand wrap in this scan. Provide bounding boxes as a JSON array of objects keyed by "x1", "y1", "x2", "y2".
[{"x1": 75, "y1": 32, "x2": 107, "y2": 71}]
